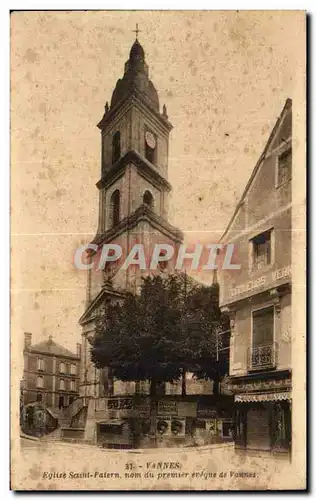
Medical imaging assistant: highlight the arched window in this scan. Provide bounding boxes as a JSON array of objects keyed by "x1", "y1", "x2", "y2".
[
  {"x1": 158, "y1": 249, "x2": 168, "y2": 271},
  {"x1": 59, "y1": 362, "x2": 65, "y2": 374},
  {"x1": 143, "y1": 190, "x2": 154, "y2": 209},
  {"x1": 110, "y1": 189, "x2": 120, "y2": 227},
  {"x1": 112, "y1": 131, "x2": 121, "y2": 164}
]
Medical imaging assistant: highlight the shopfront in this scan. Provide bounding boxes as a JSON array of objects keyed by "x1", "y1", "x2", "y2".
[{"x1": 234, "y1": 387, "x2": 291, "y2": 454}]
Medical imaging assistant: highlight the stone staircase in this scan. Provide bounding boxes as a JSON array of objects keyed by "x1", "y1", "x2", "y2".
[{"x1": 42, "y1": 398, "x2": 88, "y2": 442}]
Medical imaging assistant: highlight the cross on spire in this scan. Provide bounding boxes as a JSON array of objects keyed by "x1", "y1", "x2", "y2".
[{"x1": 133, "y1": 23, "x2": 141, "y2": 40}]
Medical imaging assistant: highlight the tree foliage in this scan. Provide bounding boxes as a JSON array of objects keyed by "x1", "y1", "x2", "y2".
[{"x1": 90, "y1": 273, "x2": 229, "y2": 393}]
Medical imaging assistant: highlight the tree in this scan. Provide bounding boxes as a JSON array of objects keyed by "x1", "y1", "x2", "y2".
[
  {"x1": 184, "y1": 283, "x2": 230, "y2": 394},
  {"x1": 90, "y1": 273, "x2": 229, "y2": 434}
]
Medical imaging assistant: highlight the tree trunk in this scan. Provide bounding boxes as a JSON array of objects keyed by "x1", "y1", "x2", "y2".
[
  {"x1": 149, "y1": 378, "x2": 158, "y2": 442},
  {"x1": 181, "y1": 369, "x2": 186, "y2": 396},
  {"x1": 213, "y1": 376, "x2": 220, "y2": 396}
]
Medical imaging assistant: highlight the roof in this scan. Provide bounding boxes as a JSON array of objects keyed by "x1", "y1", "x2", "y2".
[
  {"x1": 219, "y1": 98, "x2": 292, "y2": 243},
  {"x1": 29, "y1": 338, "x2": 78, "y2": 359},
  {"x1": 110, "y1": 39, "x2": 159, "y2": 112}
]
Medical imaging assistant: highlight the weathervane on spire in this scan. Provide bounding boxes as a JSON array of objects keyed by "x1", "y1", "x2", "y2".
[{"x1": 133, "y1": 23, "x2": 141, "y2": 40}]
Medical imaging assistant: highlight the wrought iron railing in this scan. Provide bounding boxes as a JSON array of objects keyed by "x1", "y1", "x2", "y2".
[{"x1": 248, "y1": 342, "x2": 278, "y2": 371}]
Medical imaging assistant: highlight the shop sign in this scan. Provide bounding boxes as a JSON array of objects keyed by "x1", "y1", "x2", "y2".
[
  {"x1": 158, "y1": 400, "x2": 177, "y2": 416},
  {"x1": 236, "y1": 378, "x2": 291, "y2": 393},
  {"x1": 108, "y1": 398, "x2": 133, "y2": 410},
  {"x1": 135, "y1": 398, "x2": 151, "y2": 415},
  {"x1": 197, "y1": 408, "x2": 217, "y2": 418},
  {"x1": 230, "y1": 265, "x2": 291, "y2": 299},
  {"x1": 178, "y1": 401, "x2": 197, "y2": 417}
]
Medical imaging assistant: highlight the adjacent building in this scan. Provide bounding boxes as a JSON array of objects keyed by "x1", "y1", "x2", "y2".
[
  {"x1": 219, "y1": 99, "x2": 292, "y2": 455},
  {"x1": 22, "y1": 333, "x2": 81, "y2": 410}
]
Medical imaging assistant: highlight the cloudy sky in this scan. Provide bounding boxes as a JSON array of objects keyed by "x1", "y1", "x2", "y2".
[{"x1": 11, "y1": 10, "x2": 304, "y2": 353}]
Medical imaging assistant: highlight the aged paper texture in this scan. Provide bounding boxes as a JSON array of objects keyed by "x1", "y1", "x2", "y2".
[{"x1": 11, "y1": 10, "x2": 306, "y2": 490}]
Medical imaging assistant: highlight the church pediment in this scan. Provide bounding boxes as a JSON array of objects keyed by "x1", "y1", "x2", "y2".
[{"x1": 79, "y1": 286, "x2": 125, "y2": 326}]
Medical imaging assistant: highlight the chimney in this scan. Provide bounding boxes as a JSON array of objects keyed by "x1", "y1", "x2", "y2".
[
  {"x1": 24, "y1": 332, "x2": 32, "y2": 350},
  {"x1": 76, "y1": 343, "x2": 81, "y2": 358}
]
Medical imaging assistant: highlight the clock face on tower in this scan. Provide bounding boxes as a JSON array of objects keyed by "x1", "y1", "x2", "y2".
[{"x1": 145, "y1": 130, "x2": 156, "y2": 150}]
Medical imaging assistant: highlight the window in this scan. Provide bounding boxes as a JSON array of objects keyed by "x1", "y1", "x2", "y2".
[
  {"x1": 277, "y1": 149, "x2": 292, "y2": 186},
  {"x1": 70, "y1": 364, "x2": 76, "y2": 375},
  {"x1": 110, "y1": 189, "x2": 120, "y2": 227},
  {"x1": 70, "y1": 380, "x2": 76, "y2": 392},
  {"x1": 59, "y1": 362, "x2": 66, "y2": 374},
  {"x1": 143, "y1": 190, "x2": 154, "y2": 209},
  {"x1": 59, "y1": 379, "x2": 65, "y2": 391},
  {"x1": 249, "y1": 306, "x2": 276, "y2": 371},
  {"x1": 36, "y1": 393, "x2": 42, "y2": 402},
  {"x1": 112, "y1": 131, "x2": 121, "y2": 164},
  {"x1": 250, "y1": 229, "x2": 273, "y2": 271},
  {"x1": 37, "y1": 358, "x2": 44, "y2": 371},
  {"x1": 36, "y1": 376, "x2": 44, "y2": 388},
  {"x1": 252, "y1": 306, "x2": 274, "y2": 347}
]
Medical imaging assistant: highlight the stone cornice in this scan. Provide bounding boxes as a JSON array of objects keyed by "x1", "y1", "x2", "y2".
[
  {"x1": 23, "y1": 369, "x2": 80, "y2": 379},
  {"x1": 96, "y1": 150, "x2": 172, "y2": 192},
  {"x1": 97, "y1": 89, "x2": 173, "y2": 134},
  {"x1": 229, "y1": 369, "x2": 291, "y2": 384},
  {"x1": 23, "y1": 350, "x2": 80, "y2": 361},
  {"x1": 91, "y1": 203, "x2": 184, "y2": 248}
]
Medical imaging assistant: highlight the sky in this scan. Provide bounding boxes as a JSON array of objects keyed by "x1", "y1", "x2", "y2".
[{"x1": 11, "y1": 11, "x2": 304, "y2": 353}]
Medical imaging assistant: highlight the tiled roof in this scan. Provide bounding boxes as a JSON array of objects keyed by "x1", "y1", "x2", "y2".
[{"x1": 30, "y1": 339, "x2": 78, "y2": 359}]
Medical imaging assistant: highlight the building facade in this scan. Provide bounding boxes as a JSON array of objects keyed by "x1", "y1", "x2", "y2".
[
  {"x1": 219, "y1": 99, "x2": 292, "y2": 455},
  {"x1": 22, "y1": 332, "x2": 81, "y2": 410}
]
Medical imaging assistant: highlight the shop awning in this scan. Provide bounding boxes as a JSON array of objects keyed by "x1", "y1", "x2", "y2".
[{"x1": 235, "y1": 392, "x2": 291, "y2": 403}]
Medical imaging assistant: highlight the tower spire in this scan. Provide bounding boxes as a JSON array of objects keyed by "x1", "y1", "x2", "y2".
[{"x1": 133, "y1": 23, "x2": 141, "y2": 40}]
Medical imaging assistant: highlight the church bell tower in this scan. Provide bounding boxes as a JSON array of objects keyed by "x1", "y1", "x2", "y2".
[
  {"x1": 79, "y1": 32, "x2": 183, "y2": 399},
  {"x1": 89, "y1": 33, "x2": 183, "y2": 296},
  {"x1": 96, "y1": 37, "x2": 173, "y2": 232}
]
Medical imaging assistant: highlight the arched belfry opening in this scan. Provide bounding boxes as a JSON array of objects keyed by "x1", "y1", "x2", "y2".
[
  {"x1": 112, "y1": 131, "x2": 121, "y2": 164},
  {"x1": 143, "y1": 190, "x2": 154, "y2": 209},
  {"x1": 110, "y1": 189, "x2": 120, "y2": 227}
]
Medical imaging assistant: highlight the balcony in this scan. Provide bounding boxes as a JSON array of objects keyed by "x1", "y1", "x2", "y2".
[{"x1": 247, "y1": 342, "x2": 278, "y2": 372}]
